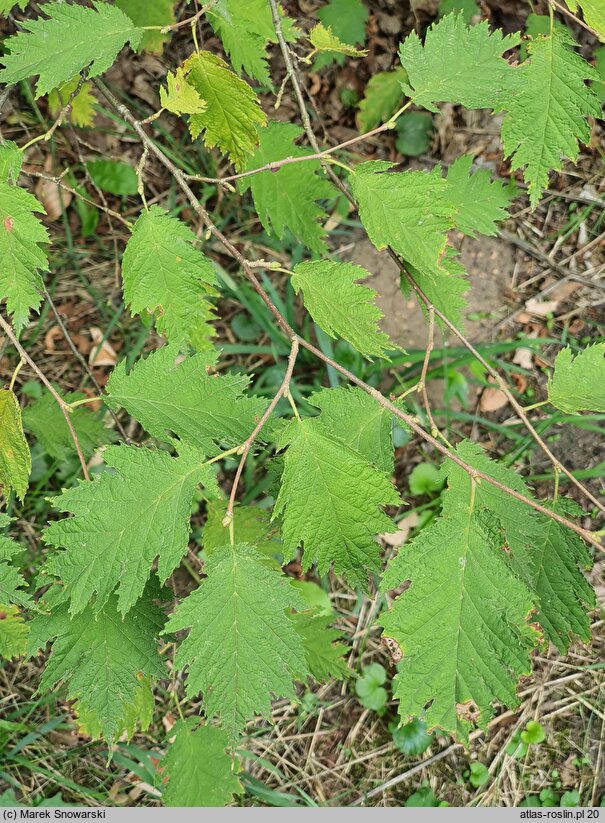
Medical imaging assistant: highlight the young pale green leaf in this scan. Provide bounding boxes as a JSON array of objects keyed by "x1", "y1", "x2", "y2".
[
  {"x1": 501, "y1": 29, "x2": 600, "y2": 207},
  {"x1": 203, "y1": 501, "x2": 281, "y2": 562},
  {"x1": 358, "y1": 67, "x2": 407, "y2": 132},
  {"x1": 0, "y1": 389, "x2": 31, "y2": 502},
  {"x1": 241, "y1": 121, "x2": 335, "y2": 254},
  {"x1": 380, "y1": 445, "x2": 539, "y2": 740},
  {"x1": 0, "y1": 141, "x2": 23, "y2": 184},
  {"x1": 308, "y1": 24, "x2": 367, "y2": 58},
  {"x1": 569, "y1": 1, "x2": 605, "y2": 40},
  {"x1": 445, "y1": 155, "x2": 514, "y2": 237},
  {"x1": 437, "y1": 442, "x2": 595, "y2": 655},
  {"x1": 48, "y1": 77, "x2": 96, "y2": 129},
  {"x1": 314, "y1": 0, "x2": 368, "y2": 69},
  {"x1": 23, "y1": 390, "x2": 116, "y2": 462},
  {"x1": 160, "y1": 68, "x2": 206, "y2": 116},
  {"x1": 274, "y1": 418, "x2": 400, "y2": 588},
  {"x1": 44, "y1": 444, "x2": 217, "y2": 616},
  {"x1": 399, "y1": 14, "x2": 521, "y2": 112},
  {"x1": 0, "y1": 1, "x2": 142, "y2": 97},
  {"x1": 0, "y1": 516, "x2": 31, "y2": 609},
  {"x1": 309, "y1": 385, "x2": 397, "y2": 473},
  {"x1": 115, "y1": 0, "x2": 175, "y2": 54},
  {"x1": 351, "y1": 161, "x2": 456, "y2": 276},
  {"x1": 547, "y1": 343, "x2": 605, "y2": 414},
  {"x1": 0, "y1": 182, "x2": 49, "y2": 333},
  {"x1": 293, "y1": 611, "x2": 349, "y2": 682},
  {"x1": 183, "y1": 51, "x2": 267, "y2": 170},
  {"x1": 121, "y1": 206, "x2": 217, "y2": 347},
  {"x1": 0, "y1": 604, "x2": 28, "y2": 660},
  {"x1": 106, "y1": 346, "x2": 267, "y2": 457},
  {"x1": 28, "y1": 590, "x2": 166, "y2": 742},
  {"x1": 164, "y1": 543, "x2": 309, "y2": 739},
  {"x1": 207, "y1": 0, "x2": 299, "y2": 85},
  {"x1": 291, "y1": 261, "x2": 393, "y2": 360},
  {"x1": 162, "y1": 719, "x2": 242, "y2": 807}
]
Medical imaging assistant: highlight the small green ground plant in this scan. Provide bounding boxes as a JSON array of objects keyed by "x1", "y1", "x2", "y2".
[{"x1": 0, "y1": 0, "x2": 604, "y2": 807}]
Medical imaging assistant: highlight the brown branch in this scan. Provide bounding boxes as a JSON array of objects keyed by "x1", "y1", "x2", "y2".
[
  {"x1": 225, "y1": 338, "x2": 299, "y2": 520},
  {"x1": 0, "y1": 313, "x2": 90, "y2": 481},
  {"x1": 92, "y1": 80, "x2": 603, "y2": 552},
  {"x1": 549, "y1": 0, "x2": 602, "y2": 39}
]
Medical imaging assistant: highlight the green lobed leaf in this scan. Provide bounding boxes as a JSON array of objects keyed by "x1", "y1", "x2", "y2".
[
  {"x1": 115, "y1": 0, "x2": 175, "y2": 54},
  {"x1": 500, "y1": 29, "x2": 600, "y2": 207},
  {"x1": 0, "y1": 389, "x2": 31, "y2": 502},
  {"x1": 0, "y1": 0, "x2": 29, "y2": 15},
  {"x1": 444, "y1": 155, "x2": 514, "y2": 237},
  {"x1": 437, "y1": 0, "x2": 479, "y2": 23},
  {"x1": 380, "y1": 445, "x2": 540, "y2": 740},
  {"x1": 0, "y1": 514, "x2": 32, "y2": 609},
  {"x1": 274, "y1": 417, "x2": 400, "y2": 589},
  {"x1": 28, "y1": 589, "x2": 166, "y2": 742},
  {"x1": 395, "y1": 112, "x2": 433, "y2": 156},
  {"x1": 398, "y1": 14, "x2": 521, "y2": 113},
  {"x1": 291, "y1": 260, "x2": 393, "y2": 360},
  {"x1": 120, "y1": 206, "x2": 218, "y2": 347},
  {"x1": 0, "y1": 1, "x2": 142, "y2": 97},
  {"x1": 547, "y1": 343, "x2": 605, "y2": 414},
  {"x1": 0, "y1": 141, "x2": 24, "y2": 184},
  {"x1": 161, "y1": 718, "x2": 243, "y2": 807},
  {"x1": 358, "y1": 67, "x2": 408, "y2": 132},
  {"x1": 106, "y1": 345, "x2": 267, "y2": 457},
  {"x1": 43, "y1": 444, "x2": 218, "y2": 616},
  {"x1": 23, "y1": 390, "x2": 117, "y2": 462},
  {"x1": 292, "y1": 611, "x2": 349, "y2": 682},
  {"x1": 87, "y1": 160, "x2": 138, "y2": 196},
  {"x1": 351, "y1": 161, "x2": 456, "y2": 276},
  {"x1": 164, "y1": 543, "x2": 309, "y2": 739},
  {"x1": 308, "y1": 385, "x2": 397, "y2": 473},
  {"x1": 437, "y1": 442, "x2": 595, "y2": 655},
  {"x1": 0, "y1": 182, "x2": 49, "y2": 334},
  {"x1": 184, "y1": 51, "x2": 267, "y2": 170},
  {"x1": 241, "y1": 121, "x2": 335, "y2": 254},
  {"x1": 314, "y1": 0, "x2": 368, "y2": 69}
]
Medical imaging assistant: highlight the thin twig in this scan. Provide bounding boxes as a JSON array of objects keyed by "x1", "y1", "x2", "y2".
[
  {"x1": 225, "y1": 338, "x2": 299, "y2": 520},
  {"x1": 0, "y1": 313, "x2": 90, "y2": 481},
  {"x1": 417, "y1": 305, "x2": 440, "y2": 438},
  {"x1": 549, "y1": 0, "x2": 602, "y2": 39}
]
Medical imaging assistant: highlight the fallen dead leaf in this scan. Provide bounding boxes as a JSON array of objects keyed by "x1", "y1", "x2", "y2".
[
  {"x1": 512, "y1": 346, "x2": 534, "y2": 370},
  {"x1": 480, "y1": 386, "x2": 508, "y2": 413},
  {"x1": 35, "y1": 156, "x2": 72, "y2": 220},
  {"x1": 524, "y1": 297, "x2": 560, "y2": 318},
  {"x1": 89, "y1": 327, "x2": 117, "y2": 367},
  {"x1": 44, "y1": 325, "x2": 62, "y2": 353}
]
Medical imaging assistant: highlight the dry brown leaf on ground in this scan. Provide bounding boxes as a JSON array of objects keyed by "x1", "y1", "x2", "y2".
[
  {"x1": 88, "y1": 327, "x2": 117, "y2": 367},
  {"x1": 480, "y1": 386, "x2": 509, "y2": 412},
  {"x1": 380, "y1": 511, "x2": 420, "y2": 548},
  {"x1": 35, "y1": 157, "x2": 72, "y2": 221}
]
